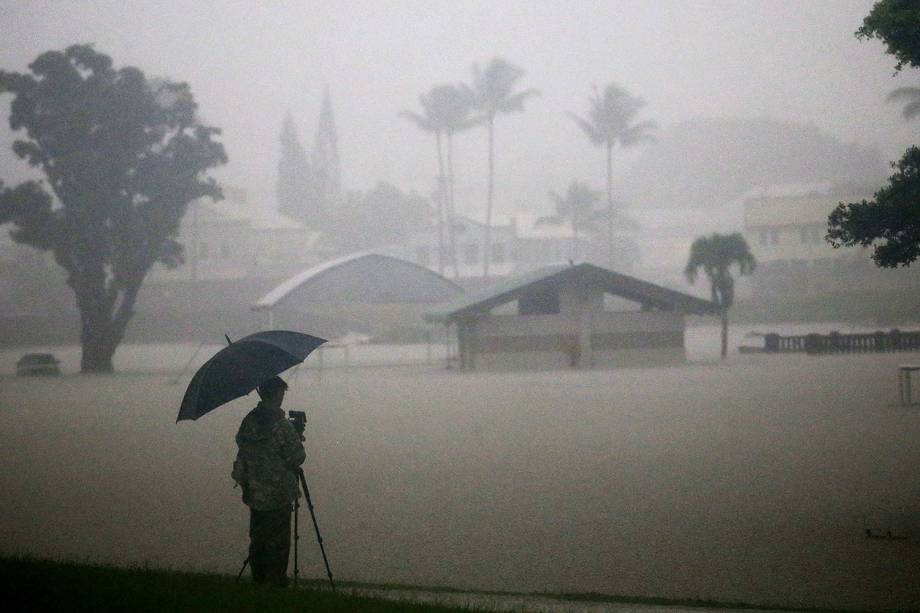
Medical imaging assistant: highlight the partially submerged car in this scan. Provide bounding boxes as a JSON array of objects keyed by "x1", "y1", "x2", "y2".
[{"x1": 16, "y1": 353, "x2": 62, "y2": 376}]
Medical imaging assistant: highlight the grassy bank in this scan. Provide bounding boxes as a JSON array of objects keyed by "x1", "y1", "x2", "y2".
[
  {"x1": 1, "y1": 557, "x2": 884, "y2": 613},
  {"x1": 0, "y1": 556, "x2": 479, "y2": 613}
]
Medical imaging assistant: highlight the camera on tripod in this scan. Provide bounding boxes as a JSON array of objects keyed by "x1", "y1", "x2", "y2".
[{"x1": 288, "y1": 410, "x2": 307, "y2": 436}]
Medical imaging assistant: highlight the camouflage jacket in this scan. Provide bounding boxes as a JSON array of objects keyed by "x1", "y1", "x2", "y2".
[{"x1": 232, "y1": 402, "x2": 306, "y2": 511}]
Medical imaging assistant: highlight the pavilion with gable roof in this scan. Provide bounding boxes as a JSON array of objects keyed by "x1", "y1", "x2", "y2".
[{"x1": 425, "y1": 262, "x2": 717, "y2": 370}]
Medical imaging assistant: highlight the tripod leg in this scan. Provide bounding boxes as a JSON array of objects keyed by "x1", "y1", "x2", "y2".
[
  {"x1": 236, "y1": 556, "x2": 249, "y2": 583},
  {"x1": 293, "y1": 497, "x2": 299, "y2": 587},
  {"x1": 297, "y1": 468, "x2": 336, "y2": 593}
]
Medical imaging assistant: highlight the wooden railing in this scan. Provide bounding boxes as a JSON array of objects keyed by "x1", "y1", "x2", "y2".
[{"x1": 759, "y1": 330, "x2": 920, "y2": 355}]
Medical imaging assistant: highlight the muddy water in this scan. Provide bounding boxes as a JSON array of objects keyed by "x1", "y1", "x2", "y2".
[{"x1": 0, "y1": 347, "x2": 918, "y2": 611}]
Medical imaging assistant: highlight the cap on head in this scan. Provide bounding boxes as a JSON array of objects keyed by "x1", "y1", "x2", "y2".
[{"x1": 256, "y1": 376, "x2": 288, "y2": 401}]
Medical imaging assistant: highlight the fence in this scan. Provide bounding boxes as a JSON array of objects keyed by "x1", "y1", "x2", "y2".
[{"x1": 760, "y1": 329, "x2": 920, "y2": 355}]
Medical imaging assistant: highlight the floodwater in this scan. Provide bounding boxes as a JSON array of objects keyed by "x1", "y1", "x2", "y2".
[
  {"x1": 0, "y1": 326, "x2": 918, "y2": 611},
  {"x1": 0, "y1": 321, "x2": 902, "y2": 375}
]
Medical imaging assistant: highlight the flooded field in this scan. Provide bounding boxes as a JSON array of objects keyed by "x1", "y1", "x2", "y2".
[{"x1": 1, "y1": 337, "x2": 919, "y2": 611}]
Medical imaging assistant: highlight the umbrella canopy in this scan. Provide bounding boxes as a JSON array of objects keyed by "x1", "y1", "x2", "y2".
[{"x1": 177, "y1": 330, "x2": 326, "y2": 422}]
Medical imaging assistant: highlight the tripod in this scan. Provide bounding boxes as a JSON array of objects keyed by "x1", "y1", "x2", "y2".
[
  {"x1": 293, "y1": 467, "x2": 336, "y2": 592},
  {"x1": 235, "y1": 469, "x2": 335, "y2": 592}
]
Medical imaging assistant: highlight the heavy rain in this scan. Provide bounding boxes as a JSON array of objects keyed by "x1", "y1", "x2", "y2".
[{"x1": 0, "y1": 2, "x2": 918, "y2": 612}]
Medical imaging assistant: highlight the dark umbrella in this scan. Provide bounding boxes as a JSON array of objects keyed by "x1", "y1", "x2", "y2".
[{"x1": 176, "y1": 330, "x2": 326, "y2": 422}]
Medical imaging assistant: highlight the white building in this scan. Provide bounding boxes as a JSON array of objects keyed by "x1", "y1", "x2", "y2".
[
  {"x1": 150, "y1": 188, "x2": 328, "y2": 282},
  {"x1": 736, "y1": 186, "x2": 917, "y2": 297},
  {"x1": 381, "y1": 212, "x2": 597, "y2": 283}
]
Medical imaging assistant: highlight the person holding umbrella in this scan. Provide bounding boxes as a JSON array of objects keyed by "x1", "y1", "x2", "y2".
[
  {"x1": 231, "y1": 376, "x2": 305, "y2": 586},
  {"x1": 178, "y1": 330, "x2": 334, "y2": 589}
]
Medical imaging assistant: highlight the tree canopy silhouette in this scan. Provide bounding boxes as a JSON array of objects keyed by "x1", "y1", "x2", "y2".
[
  {"x1": 401, "y1": 84, "x2": 475, "y2": 278},
  {"x1": 276, "y1": 113, "x2": 315, "y2": 225},
  {"x1": 0, "y1": 45, "x2": 226, "y2": 372},
  {"x1": 828, "y1": 147, "x2": 920, "y2": 267},
  {"x1": 857, "y1": 0, "x2": 920, "y2": 73},
  {"x1": 568, "y1": 83, "x2": 655, "y2": 267},
  {"x1": 468, "y1": 57, "x2": 538, "y2": 277},
  {"x1": 685, "y1": 233, "x2": 756, "y2": 360},
  {"x1": 828, "y1": 0, "x2": 920, "y2": 268}
]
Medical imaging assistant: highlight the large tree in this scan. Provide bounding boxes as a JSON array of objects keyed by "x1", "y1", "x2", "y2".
[
  {"x1": 468, "y1": 57, "x2": 538, "y2": 277},
  {"x1": 684, "y1": 233, "x2": 756, "y2": 360},
  {"x1": 857, "y1": 0, "x2": 920, "y2": 72},
  {"x1": 827, "y1": 147, "x2": 920, "y2": 267},
  {"x1": 829, "y1": 1, "x2": 920, "y2": 267},
  {"x1": 402, "y1": 84, "x2": 475, "y2": 278},
  {"x1": 568, "y1": 83, "x2": 655, "y2": 268},
  {"x1": 0, "y1": 45, "x2": 226, "y2": 372},
  {"x1": 276, "y1": 113, "x2": 315, "y2": 224}
]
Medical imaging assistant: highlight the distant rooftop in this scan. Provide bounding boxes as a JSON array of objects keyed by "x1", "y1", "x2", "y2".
[{"x1": 426, "y1": 262, "x2": 717, "y2": 323}]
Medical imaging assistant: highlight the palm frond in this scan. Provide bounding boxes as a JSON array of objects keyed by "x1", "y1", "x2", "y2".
[
  {"x1": 685, "y1": 233, "x2": 756, "y2": 284},
  {"x1": 903, "y1": 99, "x2": 920, "y2": 120},
  {"x1": 399, "y1": 110, "x2": 435, "y2": 132},
  {"x1": 496, "y1": 88, "x2": 541, "y2": 114},
  {"x1": 886, "y1": 86, "x2": 920, "y2": 101},
  {"x1": 886, "y1": 87, "x2": 920, "y2": 121},
  {"x1": 566, "y1": 111, "x2": 605, "y2": 145},
  {"x1": 620, "y1": 120, "x2": 657, "y2": 146}
]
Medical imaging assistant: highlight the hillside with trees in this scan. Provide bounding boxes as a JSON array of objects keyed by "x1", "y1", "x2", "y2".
[{"x1": 618, "y1": 117, "x2": 888, "y2": 209}]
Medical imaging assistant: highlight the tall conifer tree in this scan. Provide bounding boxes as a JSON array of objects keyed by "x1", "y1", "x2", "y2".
[
  {"x1": 276, "y1": 113, "x2": 314, "y2": 224},
  {"x1": 312, "y1": 88, "x2": 341, "y2": 221}
]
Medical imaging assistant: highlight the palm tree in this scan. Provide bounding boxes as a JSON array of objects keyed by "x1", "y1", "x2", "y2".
[
  {"x1": 887, "y1": 86, "x2": 920, "y2": 120},
  {"x1": 401, "y1": 84, "x2": 475, "y2": 277},
  {"x1": 684, "y1": 233, "x2": 756, "y2": 360},
  {"x1": 401, "y1": 95, "x2": 446, "y2": 275},
  {"x1": 468, "y1": 58, "x2": 539, "y2": 277},
  {"x1": 544, "y1": 181, "x2": 602, "y2": 261},
  {"x1": 568, "y1": 83, "x2": 655, "y2": 268}
]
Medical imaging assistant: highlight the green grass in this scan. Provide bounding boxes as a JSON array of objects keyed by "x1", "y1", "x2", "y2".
[
  {"x1": 0, "y1": 556, "x2": 887, "y2": 613},
  {"x1": 0, "y1": 557, "x2": 482, "y2": 613}
]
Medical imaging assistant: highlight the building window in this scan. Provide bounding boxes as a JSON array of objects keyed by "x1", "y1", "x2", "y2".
[
  {"x1": 416, "y1": 246, "x2": 430, "y2": 267},
  {"x1": 464, "y1": 243, "x2": 478, "y2": 265},
  {"x1": 492, "y1": 243, "x2": 505, "y2": 264},
  {"x1": 519, "y1": 287, "x2": 560, "y2": 315}
]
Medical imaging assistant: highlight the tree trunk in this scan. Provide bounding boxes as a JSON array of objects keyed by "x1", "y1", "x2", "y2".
[
  {"x1": 483, "y1": 117, "x2": 494, "y2": 278},
  {"x1": 572, "y1": 219, "x2": 579, "y2": 261},
  {"x1": 606, "y1": 142, "x2": 614, "y2": 268},
  {"x1": 81, "y1": 318, "x2": 116, "y2": 373},
  {"x1": 446, "y1": 131, "x2": 460, "y2": 279},
  {"x1": 77, "y1": 275, "x2": 142, "y2": 373},
  {"x1": 720, "y1": 308, "x2": 729, "y2": 360},
  {"x1": 435, "y1": 131, "x2": 446, "y2": 276}
]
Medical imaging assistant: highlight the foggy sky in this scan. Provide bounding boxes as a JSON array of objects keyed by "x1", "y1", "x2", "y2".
[{"x1": 0, "y1": 0, "x2": 914, "y2": 218}]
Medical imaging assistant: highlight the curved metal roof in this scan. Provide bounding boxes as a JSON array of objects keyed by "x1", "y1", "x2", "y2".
[{"x1": 253, "y1": 252, "x2": 464, "y2": 311}]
